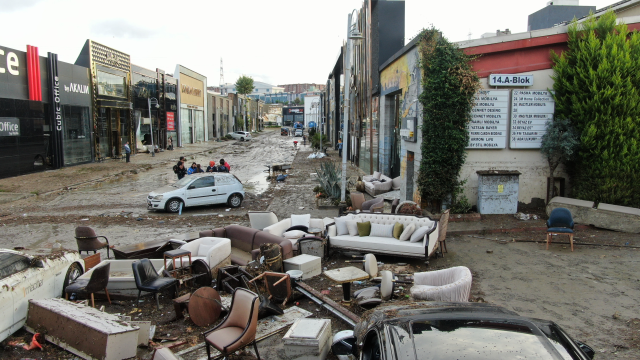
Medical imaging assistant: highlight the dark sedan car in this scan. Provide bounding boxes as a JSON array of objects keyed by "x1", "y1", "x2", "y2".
[{"x1": 333, "y1": 302, "x2": 595, "y2": 360}]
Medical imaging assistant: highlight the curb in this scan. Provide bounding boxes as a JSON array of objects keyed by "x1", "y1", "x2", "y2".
[{"x1": 448, "y1": 224, "x2": 594, "y2": 236}]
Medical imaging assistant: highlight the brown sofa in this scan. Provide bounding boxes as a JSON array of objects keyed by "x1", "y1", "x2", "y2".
[{"x1": 199, "y1": 224, "x2": 293, "y2": 266}]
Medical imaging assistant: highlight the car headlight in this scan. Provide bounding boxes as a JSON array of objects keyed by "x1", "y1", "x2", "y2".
[{"x1": 153, "y1": 195, "x2": 164, "y2": 200}]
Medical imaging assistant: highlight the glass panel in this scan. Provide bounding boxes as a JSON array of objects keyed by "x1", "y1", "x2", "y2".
[
  {"x1": 195, "y1": 110, "x2": 204, "y2": 142},
  {"x1": 96, "y1": 108, "x2": 109, "y2": 158},
  {"x1": 191, "y1": 176, "x2": 215, "y2": 189},
  {"x1": 62, "y1": 105, "x2": 92, "y2": 165},
  {"x1": 181, "y1": 108, "x2": 191, "y2": 144},
  {"x1": 96, "y1": 71, "x2": 127, "y2": 98}
]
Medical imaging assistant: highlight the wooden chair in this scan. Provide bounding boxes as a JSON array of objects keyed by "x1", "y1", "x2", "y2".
[
  {"x1": 547, "y1": 207, "x2": 575, "y2": 251},
  {"x1": 75, "y1": 226, "x2": 111, "y2": 259},
  {"x1": 203, "y1": 288, "x2": 261, "y2": 360},
  {"x1": 438, "y1": 210, "x2": 450, "y2": 257},
  {"x1": 65, "y1": 262, "x2": 111, "y2": 307}
]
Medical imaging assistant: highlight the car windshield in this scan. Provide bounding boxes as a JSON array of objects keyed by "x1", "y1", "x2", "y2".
[
  {"x1": 172, "y1": 177, "x2": 194, "y2": 188},
  {"x1": 0, "y1": 252, "x2": 31, "y2": 280},
  {"x1": 404, "y1": 320, "x2": 575, "y2": 360}
]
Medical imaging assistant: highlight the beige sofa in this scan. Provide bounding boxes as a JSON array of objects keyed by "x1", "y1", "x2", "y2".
[
  {"x1": 327, "y1": 213, "x2": 439, "y2": 260},
  {"x1": 263, "y1": 217, "x2": 330, "y2": 251},
  {"x1": 362, "y1": 172, "x2": 401, "y2": 196}
]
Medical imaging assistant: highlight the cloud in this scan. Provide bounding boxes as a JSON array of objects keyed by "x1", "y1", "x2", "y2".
[
  {"x1": 0, "y1": 0, "x2": 44, "y2": 12},
  {"x1": 91, "y1": 19, "x2": 154, "y2": 39}
]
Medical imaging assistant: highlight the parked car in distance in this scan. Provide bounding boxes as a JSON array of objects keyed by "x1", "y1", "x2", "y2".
[
  {"x1": 229, "y1": 131, "x2": 251, "y2": 141},
  {"x1": 294, "y1": 129, "x2": 303, "y2": 137},
  {"x1": 0, "y1": 249, "x2": 85, "y2": 342},
  {"x1": 147, "y1": 173, "x2": 245, "y2": 212},
  {"x1": 332, "y1": 302, "x2": 595, "y2": 360},
  {"x1": 281, "y1": 127, "x2": 290, "y2": 136}
]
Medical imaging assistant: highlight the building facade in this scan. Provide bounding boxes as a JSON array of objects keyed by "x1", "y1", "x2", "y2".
[{"x1": 175, "y1": 65, "x2": 207, "y2": 145}]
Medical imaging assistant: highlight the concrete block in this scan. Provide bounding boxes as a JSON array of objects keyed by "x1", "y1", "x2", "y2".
[
  {"x1": 597, "y1": 203, "x2": 640, "y2": 216},
  {"x1": 283, "y1": 318, "x2": 331, "y2": 360},
  {"x1": 547, "y1": 197, "x2": 640, "y2": 233},
  {"x1": 547, "y1": 197, "x2": 596, "y2": 225},
  {"x1": 26, "y1": 298, "x2": 139, "y2": 360},
  {"x1": 549, "y1": 197, "x2": 594, "y2": 208}
]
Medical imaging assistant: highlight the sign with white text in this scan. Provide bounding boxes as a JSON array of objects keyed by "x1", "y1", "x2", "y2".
[
  {"x1": 0, "y1": 117, "x2": 20, "y2": 136},
  {"x1": 467, "y1": 89, "x2": 510, "y2": 149},
  {"x1": 489, "y1": 74, "x2": 533, "y2": 86},
  {"x1": 510, "y1": 90, "x2": 555, "y2": 149}
]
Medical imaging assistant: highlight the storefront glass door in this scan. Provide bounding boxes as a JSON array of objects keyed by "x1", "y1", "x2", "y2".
[
  {"x1": 96, "y1": 108, "x2": 110, "y2": 159},
  {"x1": 181, "y1": 108, "x2": 192, "y2": 144},
  {"x1": 195, "y1": 110, "x2": 204, "y2": 142}
]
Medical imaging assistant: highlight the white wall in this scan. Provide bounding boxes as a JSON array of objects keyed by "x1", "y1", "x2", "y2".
[{"x1": 304, "y1": 95, "x2": 320, "y2": 128}]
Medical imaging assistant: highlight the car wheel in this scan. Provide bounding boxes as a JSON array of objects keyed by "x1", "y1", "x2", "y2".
[
  {"x1": 228, "y1": 193, "x2": 243, "y2": 208},
  {"x1": 240, "y1": 137, "x2": 245, "y2": 141},
  {"x1": 62, "y1": 263, "x2": 83, "y2": 297},
  {"x1": 165, "y1": 198, "x2": 183, "y2": 213}
]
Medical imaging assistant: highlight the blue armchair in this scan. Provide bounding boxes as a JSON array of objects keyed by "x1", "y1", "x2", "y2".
[{"x1": 547, "y1": 207, "x2": 575, "y2": 251}]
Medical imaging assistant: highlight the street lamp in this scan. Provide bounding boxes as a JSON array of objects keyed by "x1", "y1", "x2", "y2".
[
  {"x1": 148, "y1": 97, "x2": 159, "y2": 157},
  {"x1": 341, "y1": 9, "x2": 364, "y2": 203}
]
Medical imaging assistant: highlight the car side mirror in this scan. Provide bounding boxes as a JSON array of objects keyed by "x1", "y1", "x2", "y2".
[
  {"x1": 332, "y1": 330, "x2": 358, "y2": 358},
  {"x1": 188, "y1": 185, "x2": 195, "y2": 190},
  {"x1": 575, "y1": 340, "x2": 595, "y2": 359},
  {"x1": 32, "y1": 259, "x2": 45, "y2": 268}
]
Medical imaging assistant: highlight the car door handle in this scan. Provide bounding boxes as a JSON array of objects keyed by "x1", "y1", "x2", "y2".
[{"x1": 211, "y1": 189, "x2": 216, "y2": 192}]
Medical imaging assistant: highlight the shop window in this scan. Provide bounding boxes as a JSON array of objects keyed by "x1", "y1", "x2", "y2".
[
  {"x1": 97, "y1": 71, "x2": 127, "y2": 98},
  {"x1": 62, "y1": 105, "x2": 91, "y2": 165}
]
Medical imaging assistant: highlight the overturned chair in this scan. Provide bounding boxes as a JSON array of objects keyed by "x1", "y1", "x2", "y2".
[{"x1": 410, "y1": 266, "x2": 472, "y2": 302}]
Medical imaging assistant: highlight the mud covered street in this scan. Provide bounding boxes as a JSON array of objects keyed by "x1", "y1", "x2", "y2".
[{"x1": 0, "y1": 130, "x2": 639, "y2": 359}]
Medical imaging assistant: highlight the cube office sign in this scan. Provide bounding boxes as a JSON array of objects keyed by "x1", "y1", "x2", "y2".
[
  {"x1": 0, "y1": 118, "x2": 20, "y2": 136},
  {"x1": 489, "y1": 74, "x2": 533, "y2": 86}
]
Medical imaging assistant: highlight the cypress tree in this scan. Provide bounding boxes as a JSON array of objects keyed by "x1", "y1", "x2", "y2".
[{"x1": 551, "y1": 11, "x2": 640, "y2": 206}]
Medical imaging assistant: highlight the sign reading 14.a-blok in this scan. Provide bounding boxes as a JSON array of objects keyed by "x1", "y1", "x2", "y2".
[
  {"x1": 489, "y1": 74, "x2": 533, "y2": 86},
  {"x1": 510, "y1": 90, "x2": 555, "y2": 149}
]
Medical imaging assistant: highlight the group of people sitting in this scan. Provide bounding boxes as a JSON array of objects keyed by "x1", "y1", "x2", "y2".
[{"x1": 174, "y1": 156, "x2": 231, "y2": 179}]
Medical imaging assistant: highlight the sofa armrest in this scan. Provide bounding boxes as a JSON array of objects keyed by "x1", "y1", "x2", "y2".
[
  {"x1": 363, "y1": 175, "x2": 374, "y2": 182},
  {"x1": 327, "y1": 224, "x2": 337, "y2": 237},
  {"x1": 199, "y1": 230, "x2": 213, "y2": 238},
  {"x1": 207, "y1": 239, "x2": 232, "y2": 267},
  {"x1": 374, "y1": 181, "x2": 393, "y2": 191},
  {"x1": 263, "y1": 219, "x2": 291, "y2": 237},
  {"x1": 424, "y1": 222, "x2": 440, "y2": 256},
  {"x1": 200, "y1": 228, "x2": 226, "y2": 238},
  {"x1": 251, "y1": 249, "x2": 261, "y2": 261}
]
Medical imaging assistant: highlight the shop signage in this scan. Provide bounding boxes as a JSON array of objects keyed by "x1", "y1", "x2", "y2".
[
  {"x1": 64, "y1": 83, "x2": 90, "y2": 94},
  {"x1": 47, "y1": 52, "x2": 64, "y2": 169},
  {"x1": 0, "y1": 48, "x2": 20, "y2": 76},
  {"x1": 181, "y1": 85, "x2": 202, "y2": 97},
  {"x1": 0, "y1": 118, "x2": 19, "y2": 136},
  {"x1": 510, "y1": 90, "x2": 555, "y2": 149},
  {"x1": 167, "y1": 112, "x2": 175, "y2": 131},
  {"x1": 467, "y1": 89, "x2": 510, "y2": 149},
  {"x1": 489, "y1": 74, "x2": 533, "y2": 86}
]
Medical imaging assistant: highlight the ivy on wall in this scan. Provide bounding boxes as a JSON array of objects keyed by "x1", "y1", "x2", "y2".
[{"x1": 416, "y1": 29, "x2": 480, "y2": 208}]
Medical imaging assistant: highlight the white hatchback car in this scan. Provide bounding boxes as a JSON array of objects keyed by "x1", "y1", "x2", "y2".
[
  {"x1": 147, "y1": 173, "x2": 245, "y2": 212},
  {"x1": 229, "y1": 131, "x2": 252, "y2": 141},
  {"x1": 0, "y1": 249, "x2": 84, "y2": 342}
]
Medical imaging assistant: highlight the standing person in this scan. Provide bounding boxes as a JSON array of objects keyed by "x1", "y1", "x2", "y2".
[
  {"x1": 206, "y1": 160, "x2": 217, "y2": 172},
  {"x1": 218, "y1": 159, "x2": 230, "y2": 172},
  {"x1": 187, "y1": 162, "x2": 198, "y2": 175},
  {"x1": 167, "y1": 136, "x2": 173, "y2": 150},
  {"x1": 124, "y1": 142, "x2": 131, "y2": 163},
  {"x1": 338, "y1": 139, "x2": 343, "y2": 157},
  {"x1": 175, "y1": 162, "x2": 187, "y2": 179}
]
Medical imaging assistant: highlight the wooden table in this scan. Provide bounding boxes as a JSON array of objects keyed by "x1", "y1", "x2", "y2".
[
  {"x1": 111, "y1": 232, "x2": 201, "y2": 259},
  {"x1": 323, "y1": 266, "x2": 370, "y2": 304},
  {"x1": 188, "y1": 287, "x2": 222, "y2": 327}
]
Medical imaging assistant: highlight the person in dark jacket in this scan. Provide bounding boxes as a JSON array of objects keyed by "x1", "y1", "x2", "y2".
[
  {"x1": 175, "y1": 162, "x2": 187, "y2": 179},
  {"x1": 206, "y1": 160, "x2": 218, "y2": 172},
  {"x1": 196, "y1": 164, "x2": 205, "y2": 173},
  {"x1": 220, "y1": 159, "x2": 231, "y2": 172}
]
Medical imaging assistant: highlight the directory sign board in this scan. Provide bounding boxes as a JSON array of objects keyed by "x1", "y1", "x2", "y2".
[
  {"x1": 510, "y1": 90, "x2": 555, "y2": 149},
  {"x1": 467, "y1": 89, "x2": 510, "y2": 149}
]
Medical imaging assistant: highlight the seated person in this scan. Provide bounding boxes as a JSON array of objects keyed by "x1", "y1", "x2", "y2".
[
  {"x1": 206, "y1": 160, "x2": 218, "y2": 172},
  {"x1": 196, "y1": 164, "x2": 205, "y2": 173},
  {"x1": 220, "y1": 159, "x2": 231, "y2": 172},
  {"x1": 187, "y1": 162, "x2": 198, "y2": 175}
]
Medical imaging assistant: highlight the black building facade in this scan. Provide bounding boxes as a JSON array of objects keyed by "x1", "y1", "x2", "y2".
[
  {"x1": 0, "y1": 44, "x2": 91, "y2": 179},
  {"x1": 283, "y1": 106, "x2": 304, "y2": 126}
]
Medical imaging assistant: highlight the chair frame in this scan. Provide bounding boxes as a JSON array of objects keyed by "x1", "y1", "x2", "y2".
[
  {"x1": 438, "y1": 209, "x2": 450, "y2": 257},
  {"x1": 64, "y1": 263, "x2": 112, "y2": 307},
  {"x1": 75, "y1": 230, "x2": 111, "y2": 259},
  {"x1": 546, "y1": 208, "x2": 575, "y2": 251},
  {"x1": 202, "y1": 288, "x2": 261, "y2": 360},
  {"x1": 132, "y1": 259, "x2": 177, "y2": 309}
]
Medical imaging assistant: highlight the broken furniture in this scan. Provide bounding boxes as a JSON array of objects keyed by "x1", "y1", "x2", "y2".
[
  {"x1": 350, "y1": 192, "x2": 366, "y2": 211},
  {"x1": 188, "y1": 287, "x2": 223, "y2": 327},
  {"x1": 132, "y1": 259, "x2": 178, "y2": 309},
  {"x1": 438, "y1": 209, "x2": 450, "y2": 256},
  {"x1": 324, "y1": 266, "x2": 371, "y2": 304},
  {"x1": 82, "y1": 252, "x2": 102, "y2": 271},
  {"x1": 346, "y1": 253, "x2": 378, "y2": 277},
  {"x1": 547, "y1": 207, "x2": 575, "y2": 251},
  {"x1": 76, "y1": 258, "x2": 165, "y2": 298},
  {"x1": 262, "y1": 215, "x2": 333, "y2": 253},
  {"x1": 25, "y1": 298, "x2": 139, "y2": 360},
  {"x1": 171, "y1": 237, "x2": 231, "y2": 277},
  {"x1": 283, "y1": 318, "x2": 332, "y2": 360},
  {"x1": 410, "y1": 266, "x2": 472, "y2": 302},
  {"x1": 362, "y1": 172, "x2": 401, "y2": 196},
  {"x1": 173, "y1": 293, "x2": 192, "y2": 320},
  {"x1": 298, "y1": 236, "x2": 326, "y2": 258},
  {"x1": 353, "y1": 270, "x2": 394, "y2": 307},
  {"x1": 199, "y1": 224, "x2": 293, "y2": 266},
  {"x1": 217, "y1": 265, "x2": 253, "y2": 294},
  {"x1": 153, "y1": 347, "x2": 180, "y2": 360},
  {"x1": 259, "y1": 243, "x2": 284, "y2": 272},
  {"x1": 249, "y1": 272, "x2": 293, "y2": 306},
  {"x1": 243, "y1": 274, "x2": 285, "y2": 318},
  {"x1": 75, "y1": 226, "x2": 111, "y2": 259},
  {"x1": 391, "y1": 198, "x2": 400, "y2": 214},
  {"x1": 163, "y1": 249, "x2": 192, "y2": 275},
  {"x1": 111, "y1": 231, "x2": 200, "y2": 259},
  {"x1": 284, "y1": 254, "x2": 322, "y2": 280},
  {"x1": 248, "y1": 211, "x2": 279, "y2": 230},
  {"x1": 203, "y1": 288, "x2": 261, "y2": 360},
  {"x1": 361, "y1": 197, "x2": 385, "y2": 213},
  {"x1": 64, "y1": 262, "x2": 111, "y2": 307},
  {"x1": 327, "y1": 213, "x2": 440, "y2": 261}
]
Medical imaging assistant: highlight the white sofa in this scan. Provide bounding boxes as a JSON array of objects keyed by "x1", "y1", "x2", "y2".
[
  {"x1": 176, "y1": 237, "x2": 232, "y2": 275},
  {"x1": 410, "y1": 266, "x2": 472, "y2": 302},
  {"x1": 263, "y1": 217, "x2": 329, "y2": 251},
  {"x1": 362, "y1": 172, "x2": 401, "y2": 196},
  {"x1": 327, "y1": 213, "x2": 439, "y2": 260}
]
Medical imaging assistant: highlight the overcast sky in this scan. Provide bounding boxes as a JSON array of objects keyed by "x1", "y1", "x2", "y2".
[{"x1": 0, "y1": 0, "x2": 618, "y2": 87}]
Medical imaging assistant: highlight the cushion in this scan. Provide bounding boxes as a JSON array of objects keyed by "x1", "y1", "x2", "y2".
[
  {"x1": 410, "y1": 225, "x2": 435, "y2": 243},
  {"x1": 346, "y1": 220, "x2": 360, "y2": 236},
  {"x1": 393, "y1": 223, "x2": 404, "y2": 239},
  {"x1": 197, "y1": 244, "x2": 214, "y2": 257},
  {"x1": 334, "y1": 217, "x2": 349, "y2": 236},
  {"x1": 286, "y1": 225, "x2": 309, "y2": 233},
  {"x1": 392, "y1": 176, "x2": 402, "y2": 190},
  {"x1": 330, "y1": 235, "x2": 425, "y2": 256},
  {"x1": 372, "y1": 171, "x2": 381, "y2": 180},
  {"x1": 291, "y1": 214, "x2": 311, "y2": 228},
  {"x1": 399, "y1": 223, "x2": 416, "y2": 241},
  {"x1": 283, "y1": 230, "x2": 306, "y2": 240},
  {"x1": 370, "y1": 223, "x2": 394, "y2": 238},
  {"x1": 357, "y1": 221, "x2": 371, "y2": 237}
]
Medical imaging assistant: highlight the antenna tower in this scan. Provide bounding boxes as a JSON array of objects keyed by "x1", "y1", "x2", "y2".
[{"x1": 219, "y1": 58, "x2": 224, "y2": 88}]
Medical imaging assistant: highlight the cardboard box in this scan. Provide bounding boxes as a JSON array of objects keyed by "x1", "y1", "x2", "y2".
[
  {"x1": 283, "y1": 318, "x2": 331, "y2": 360},
  {"x1": 283, "y1": 254, "x2": 321, "y2": 279}
]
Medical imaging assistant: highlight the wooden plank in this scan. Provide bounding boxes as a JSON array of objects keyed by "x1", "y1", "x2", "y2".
[{"x1": 297, "y1": 282, "x2": 361, "y2": 324}]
